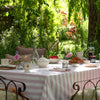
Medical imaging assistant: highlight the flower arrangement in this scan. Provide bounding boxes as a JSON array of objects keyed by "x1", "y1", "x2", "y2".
[{"x1": 14, "y1": 51, "x2": 22, "y2": 65}]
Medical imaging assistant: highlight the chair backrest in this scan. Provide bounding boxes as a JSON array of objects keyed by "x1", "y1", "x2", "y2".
[
  {"x1": 0, "y1": 76, "x2": 29, "y2": 100},
  {"x1": 16, "y1": 46, "x2": 46, "y2": 57},
  {"x1": 71, "y1": 77, "x2": 100, "y2": 100}
]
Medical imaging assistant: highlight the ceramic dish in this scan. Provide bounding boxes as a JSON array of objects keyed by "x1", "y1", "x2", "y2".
[{"x1": 49, "y1": 59, "x2": 60, "y2": 64}]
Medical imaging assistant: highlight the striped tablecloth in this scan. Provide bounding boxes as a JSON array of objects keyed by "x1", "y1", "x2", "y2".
[{"x1": 0, "y1": 62, "x2": 100, "y2": 100}]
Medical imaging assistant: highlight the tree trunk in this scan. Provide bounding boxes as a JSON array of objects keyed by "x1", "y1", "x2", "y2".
[
  {"x1": 88, "y1": 0, "x2": 97, "y2": 43},
  {"x1": 88, "y1": 0, "x2": 100, "y2": 45}
]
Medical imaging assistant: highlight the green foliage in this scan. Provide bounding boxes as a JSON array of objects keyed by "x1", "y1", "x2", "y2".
[
  {"x1": 0, "y1": 0, "x2": 62, "y2": 59},
  {"x1": 0, "y1": 0, "x2": 89, "y2": 59},
  {"x1": 57, "y1": 26, "x2": 68, "y2": 41},
  {"x1": 68, "y1": 0, "x2": 89, "y2": 21}
]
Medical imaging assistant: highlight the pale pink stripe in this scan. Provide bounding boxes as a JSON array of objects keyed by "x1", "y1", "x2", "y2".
[
  {"x1": 90, "y1": 69, "x2": 92, "y2": 87},
  {"x1": 82, "y1": 71, "x2": 85, "y2": 90},
  {"x1": 49, "y1": 76, "x2": 55, "y2": 100},
  {"x1": 54, "y1": 75, "x2": 57, "y2": 99},
  {"x1": 69, "y1": 72, "x2": 73, "y2": 98},
  {"x1": 61, "y1": 74, "x2": 64, "y2": 100},
  {"x1": 0, "y1": 71, "x2": 46, "y2": 78},
  {"x1": 66, "y1": 73, "x2": 70, "y2": 99},
  {"x1": 42, "y1": 78, "x2": 51, "y2": 100},
  {"x1": 70, "y1": 72, "x2": 74, "y2": 98},
  {"x1": 79, "y1": 71, "x2": 83, "y2": 90},
  {"x1": 58, "y1": 75, "x2": 61, "y2": 100},
  {"x1": 28, "y1": 96, "x2": 39, "y2": 100},
  {"x1": 0, "y1": 76, "x2": 45, "y2": 84},
  {"x1": 56, "y1": 75, "x2": 60, "y2": 100},
  {"x1": 52, "y1": 75, "x2": 56, "y2": 100},
  {"x1": 88, "y1": 70, "x2": 91, "y2": 87},
  {"x1": 99, "y1": 69, "x2": 100, "y2": 76},
  {"x1": 62, "y1": 74, "x2": 66, "y2": 100},
  {"x1": 85, "y1": 71, "x2": 88, "y2": 88},
  {"x1": 94, "y1": 69, "x2": 97, "y2": 85},
  {"x1": 27, "y1": 85, "x2": 43, "y2": 89},
  {"x1": 90, "y1": 70, "x2": 93, "y2": 88},
  {"x1": 25, "y1": 91, "x2": 42, "y2": 95},
  {"x1": 51, "y1": 76, "x2": 55, "y2": 99},
  {"x1": 46, "y1": 79, "x2": 52, "y2": 100},
  {"x1": 71, "y1": 72, "x2": 76, "y2": 97},
  {"x1": 77, "y1": 71, "x2": 79, "y2": 81},
  {"x1": 86, "y1": 70, "x2": 90, "y2": 88}
]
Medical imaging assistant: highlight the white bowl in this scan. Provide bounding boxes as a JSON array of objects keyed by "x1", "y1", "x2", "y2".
[{"x1": 49, "y1": 59, "x2": 60, "y2": 64}]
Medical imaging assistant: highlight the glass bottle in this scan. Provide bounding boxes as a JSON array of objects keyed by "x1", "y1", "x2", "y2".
[
  {"x1": 31, "y1": 44, "x2": 39, "y2": 65},
  {"x1": 87, "y1": 42, "x2": 95, "y2": 60},
  {"x1": 88, "y1": 47, "x2": 95, "y2": 60}
]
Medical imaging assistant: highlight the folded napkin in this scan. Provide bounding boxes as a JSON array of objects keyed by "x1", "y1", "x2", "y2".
[
  {"x1": 49, "y1": 68, "x2": 71, "y2": 72},
  {"x1": 85, "y1": 64, "x2": 98, "y2": 68}
]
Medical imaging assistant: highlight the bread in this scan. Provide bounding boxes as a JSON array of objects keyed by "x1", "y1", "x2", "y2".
[{"x1": 69, "y1": 56, "x2": 84, "y2": 64}]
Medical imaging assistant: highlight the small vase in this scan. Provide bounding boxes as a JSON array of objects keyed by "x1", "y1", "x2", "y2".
[{"x1": 16, "y1": 63, "x2": 23, "y2": 70}]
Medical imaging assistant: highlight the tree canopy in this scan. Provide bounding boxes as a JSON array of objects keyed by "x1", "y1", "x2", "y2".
[{"x1": 0, "y1": 0, "x2": 100, "y2": 59}]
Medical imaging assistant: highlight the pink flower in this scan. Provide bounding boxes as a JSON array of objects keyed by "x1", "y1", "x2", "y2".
[
  {"x1": 66, "y1": 53, "x2": 72, "y2": 58},
  {"x1": 14, "y1": 54, "x2": 19, "y2": 61}
]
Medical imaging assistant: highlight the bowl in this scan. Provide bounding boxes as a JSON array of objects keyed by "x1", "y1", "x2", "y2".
[{"x1": 49, "y1": 58, "x2": 60, "y2": 64}]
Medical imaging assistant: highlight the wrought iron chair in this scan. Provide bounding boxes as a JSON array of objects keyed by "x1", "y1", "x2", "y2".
[
  {"x1": 71, "y1": 77, "x2": 100, "y2": 100},
  {"x1": 0, "y1": 76, "x2": 29, "y2": 100}
]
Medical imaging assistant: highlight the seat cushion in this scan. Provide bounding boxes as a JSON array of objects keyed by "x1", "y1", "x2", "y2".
[
  {"x1": 70, "y1": 87, "x2": 96, "y2": 100},
  {"x1": 0, "y1": 91, "x2": 22, "y2": 100}
]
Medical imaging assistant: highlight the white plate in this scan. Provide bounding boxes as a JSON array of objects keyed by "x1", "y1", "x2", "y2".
[
  {"x1": 72, "y1": 64, "x2": 80, "y2": 67},
  {"x1": 0, "y1": 64, "x2": 16, "y2": 67}
]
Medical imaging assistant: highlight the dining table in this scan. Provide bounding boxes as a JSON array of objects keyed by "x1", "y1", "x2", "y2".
[{"x1": 0, "y1": 60, "x2": 100, "y2": 100}]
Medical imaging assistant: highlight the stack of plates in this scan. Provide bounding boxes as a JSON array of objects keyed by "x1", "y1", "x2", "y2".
[{"x1": 0, "y1": 65, "x2": 16, "y2": 70}]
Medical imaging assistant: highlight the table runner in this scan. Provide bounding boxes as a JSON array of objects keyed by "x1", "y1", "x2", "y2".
[{"x1": 0, "y1": 63, "x2": 100, "y2": 100}]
